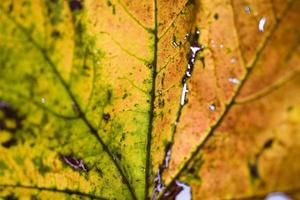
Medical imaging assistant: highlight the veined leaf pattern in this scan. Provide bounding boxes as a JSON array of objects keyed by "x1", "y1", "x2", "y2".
[{"x1": 0, "y1": 0, "x2": 299, "y2": 199}]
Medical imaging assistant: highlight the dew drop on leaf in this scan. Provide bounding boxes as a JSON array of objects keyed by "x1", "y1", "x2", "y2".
[
  {"x1": 244, "y1": 6, "x2": 251, "y2": 14},
  {"x1": 210, "y1": 39, "x2": 216, "y2": 48},
  {"x1": 265, "y1": 192, "x2": 292, "y2": 200},
  {"x1": 209, "y1": 104, "x2": 216, "y2": 112},
  {"x1": 180, "y1": 83, "x2": 188, "y2": 106},
  {"x1": 184, "y1": 33, "x2": 190, "y2": 40},
  {"x1": 259, "y1": 17, "x2": 267, "y2": 32},
  {"x1": 228, "y1": 77, "x2": 240, "y2": 85},
  {"x1": 230, "y1": 57, "x2": 237, "y2": 64}
]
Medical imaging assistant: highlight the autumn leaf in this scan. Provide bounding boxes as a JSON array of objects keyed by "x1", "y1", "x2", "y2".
[{"x1": 0, "y1": 0, "x2": 299, "y2": 199}]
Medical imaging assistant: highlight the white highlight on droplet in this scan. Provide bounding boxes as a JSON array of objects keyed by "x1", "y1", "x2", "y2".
[
  {"x1": 244, "y1": 6, "x2": 251, "y2": 14},
  {"x1": 209, "y1": 104, "x2": 216, "y2": 111},
  {"x1": 210, "y1": 40, "x2": 216, "y2": 48},
  {"x1": 220, "y1": 44, "x2": 224, "y2": 48},
  {"x1": 172, "y1": 41, "x2": 178, "y2": 47},
  {"x1": 175, "y1": 180, "x2": 192, "y2": 200},
  {"x1": 184, "y1": 33, "x2": 190, "y2": 40},
  {"x1": 259, "y1": 17, "x2": 267, "y2": 32},
  {"x1": 190, "y1": 46, "x2": 201, "y2": 54},
  {"x1": 164, "y1": 148, "x2": 172, "y2": 168},
  {"x1": 228, "y1": 77, "x2": 240, "y2": 85},
  {"x1": 186, "y1": 71, "x2": 191, "y2": 77},
  {"x1": 230, "y1": 57, "x2": 237, "y2": 63},
  {"x1": 180, "y1": 83, "x2": 188, "y2": 106},
  {"x1": 41, "y1": 98, "x2": 46, "y2": 104},
  {"x1": 265, "y1": 192, "x2": 292, "y2": 200}
]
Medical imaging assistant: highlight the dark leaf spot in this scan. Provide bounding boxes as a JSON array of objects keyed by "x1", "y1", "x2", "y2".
[
  {"x1": 263, "y1": 138, "x2": 274, "y2": 149},
  {"x1": 0, "y1": 101, "x2": 24, "y2": 134},
  {"x1": 163, "y1": 182, "x2": 183, "y2": 200},
  {"x1": 122, "y1": 93, "x2": 128, "y2": 99},
  {"x1": 102, "y1": 113, "x2": 111, "y2": 121},
  {"x1": 3, "y1": 194, "x2": 18, "y2": 200},
  {"x1": 68, "y1": 0, "x2": 83, "y2": 12},
  {"x1": 8, "y1": 3, "x2": 13, "y2": 12},
  {"x1": 187, "y1": 167, "x2": 195, "y2": 174},
  {"x1": 186, "y1": 0, "x2": 195, "y2": 6},
  {"x1": 2, "y1": 138, "x2": 17, "y2": 148},
  {"x1": 248, "y1": 161, "x2": 260, "y2": 180},
  {"x1": 107, "y1": 89, "x2": 112, "y2": 102},
  {"x1": 96, "y1": 167, "x2": 104, "y2": 177},
  {"x1": 214, "y1": 13, "x2": 219, "y2": 20},
  {"x1": 107, "y1": 0, "x2": 116, "y2": 14},
  {"x1": 51, "y1": 30, "x2": 61, "y2": 39},
  {"x1": 116, "y1": 152, "x2": 122, "y2": 160}
]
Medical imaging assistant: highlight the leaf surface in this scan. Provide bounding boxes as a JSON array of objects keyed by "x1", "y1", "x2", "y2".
[{"x1": 0, "y1": 0, "x2": 299, "y2": 199}]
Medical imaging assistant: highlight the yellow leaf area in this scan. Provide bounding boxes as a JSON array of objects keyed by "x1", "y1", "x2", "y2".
[
  {"x1": 0, "y1": 0, "x2": 152, "y2": 199},
  {"x1": 0, "y1": 0, "x2": 299, "y2": 200}
]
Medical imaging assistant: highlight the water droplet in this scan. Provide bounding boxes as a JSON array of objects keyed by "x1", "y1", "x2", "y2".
[
  {"x1": 258, "y1": 17, "x2": 267, "y2": 32},
  {"x1": 190, "y1": 46, "x2": 201, "y2": 54},
  {"x1": 175, "y1": 180, "x2": 192, "y2": 200},
  {"x1": 184, "y1": 33, "x2": 190, "y2": 40},
  {"x1": 172, "y1": 34, "x2": 181, "y2": 48},
  {"x1": 41, "y1": 98, "x2": 46, "y2": 104},
  {"x1": 220, "y1": 44, "x2": 224, "y2": 48},
  {"x1": 209, "y1": 104, "x2": 216, "y2": 111},
  {"x1": 230, "y1": 57, "x2": 237, "y2": 63},
  {"x1": 186, "y1": 71, "x2": 191, "y2": 77},
  {"x1": 244, "y1": 6, "x2": 251, "y2": 14},
  {"x1": 228, "y1": 77, "x2": 240, "y2": 85},
  {"x1": 172, "y1": 41, "x2": 178, "y2": 47},
  {"x1": 265, "y1": 192, "x2": 292, "y2": 200},
  {"x1": 210, "y1": 40, "x2": 216, "y2": 48},
  {"x1": 180, "y1": 83, "x2": 189, "y2": 106}
]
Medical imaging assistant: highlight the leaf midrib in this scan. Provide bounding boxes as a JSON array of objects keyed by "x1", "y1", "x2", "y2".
[{"x1": 145, "y1": 0, "x2": 158, "y2": 199}]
